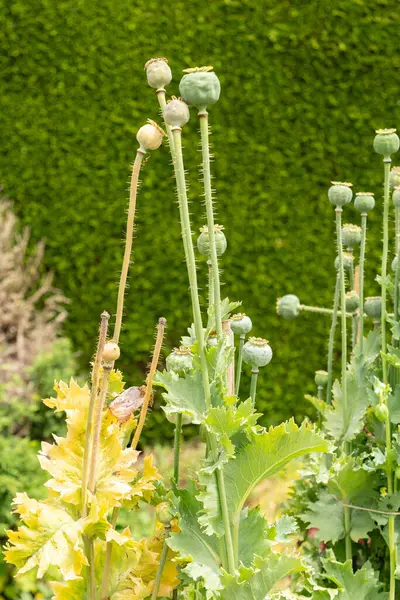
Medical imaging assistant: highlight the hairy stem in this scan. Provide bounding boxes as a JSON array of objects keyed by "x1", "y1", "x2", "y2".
[
  {"x1": 235, "y1": 334, "x2": 245, "y2": 395},
  {"x1": 301, "y1": 304, "x2": 355, "y2": 318},
  {"x1": 327, "y1": 274, "x2": 340, "y2": 404},
  {"x1": 157, "y1": 89, "x2": 176, "y2": 163},
  {"x1": 250, "y1": 368, "x2": 259, "y2": 406},
  {"x1": 208, "y1": 259, "x2": 214, "y2": 314},
  {"x1": 199, "y1": 111, "x2": 222, "y2": 338},
  {"x1": 113, "y1": 151, "x2": 144, "y2": 344},
  {"x1": 150, "y1": 528, "x2": 171, "y2": 600},
  {"x1": 359, "y1": 214, "x2": 367, "y2": 353}
]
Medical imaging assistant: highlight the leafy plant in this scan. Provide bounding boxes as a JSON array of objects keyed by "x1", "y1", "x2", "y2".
[{"x1": 278, "y1": 131, "x2": 400, "y2": 598}]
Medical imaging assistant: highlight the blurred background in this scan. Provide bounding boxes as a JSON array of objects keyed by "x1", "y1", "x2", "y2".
[{"x1": 0, "y1": 0, "x2": 400, "y2": 596}]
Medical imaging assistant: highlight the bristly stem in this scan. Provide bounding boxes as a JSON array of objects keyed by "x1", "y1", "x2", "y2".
[
  {"x1": 172, "y1": 126, "x2": 236, "y2": 574},
  {"x1": 151, "y1": 529, "x2": 171, "y2": 600},
  {"x1": 113, "y1": 151, "x2": 144, "y2": 344},
  {"x1": 359, "y1": 214, "x2": 367, "y2": 353},
  {"x1": 250, "y1": 368, "x2": 259, "y2": 406},
  {"x1": 235, "y1": 334, "x2": 245, "y2": 395},
  {"x1": 157, "y1": 89, "x2": 176, "y2": 164},
  {"x1": 207, "y1": 259, "x2": 214, "y2": 314},
  {"x1": 301, "y1": 304, "x2": 355, "y2": 318},
  {"x1": 173, "y1": 414, "x2": 183, "y2": 485},
  {"x1": 199, "y1": 110, "x2": 222, "y2": 338},
  {"x1": 327, "y1": 274, "x2": 339, "y2": 404},
  {"x1": 100, "y1": 318, "x2": 166, "y2": 600}
]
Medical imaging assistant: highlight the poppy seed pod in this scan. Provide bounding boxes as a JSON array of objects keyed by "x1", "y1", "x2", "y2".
[
  {"x1": 392, "y1": 255, "x2": 398, "y2": 272},
  {"x1": 375, "y1": 403, "x2": 389, "y2": 423},
  {"x1": 390, "y1": 167, "x2": 400, "y2": 189},
  {"x1": 242, "y1": 337, "x2": 273, "y2": 369},
  {"x1": 230, "y1": 313, "x2": 253, "y2": 335},
  {"x1": 197, "y1": 224, "x2": 227, "y2": 256},
  {"x1": 345, "y1": 291, "x2": 360, "y2": 312},
  {"x1": 328, "y1": 182, "x2": 353, "y2": 208},
  {"x1": 334, "y1": 252, "x2": 354, "y2": 271},
  {"x1": 207, "y1": 333, "x2": 218, "y2": 348},
  {"x1": 179, "y1": 66, "x2": 221, "y2": 109},
  {"x1": 393, "y1": 187, "x2": 400, "y2": 207},
  {"x1": 373, "y1": 129, "x2": 400, "y2": 157},
  {"x1": 144, "y1": 57, "x2": 172, "y2": 90},
  {"x1": 103, "y1": 341, "x2": 120, "y2": 363},
  {"x1": 342, "y1": 224, "x2": 362, "y2": 248},
  {"x1": 156, "y1": 502, "x2": 174, "y2": 525},
  {"x1": 163, "y1": 97, "x2": 190, "y2": 128},
  {"x1": 364, "y1": 296, "x2": 382, "y2": 320},
  {"x1": 276, "y1": 294, "x2": 301, "y2": 319},
  {"x1": 354, "y1": 192, "x2": 375, "y2": 214},
  {"x1": 136, "y1": 120, "x2": 166, "y2": 152},
  {"x1": 166, "y1": 347, "x2": 194, "y2": 376},
  {"x1": 314, "y1": 370, "x2": 328, "y2": 388}
]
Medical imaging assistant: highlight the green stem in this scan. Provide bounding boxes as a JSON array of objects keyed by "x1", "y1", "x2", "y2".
[
  {"x1": 172, "y1": 127, "x2": 236, "y2": 574},
  {"x1": 151, "y1": 531, "x2": 171, "y2": 600},
  {"x1": 301, "y1": 304, "x2": 354, "y2": 318},
  {"x1": 396, "y1": 205, "x2": 400, "y2": 254},
  {"x1": 250, "y1": 368, "x2": 259, "y2": 406},
  {"x1": 235, "y1": 334, "x2": 245, "y2": 395},
  {"x1": 348, "y1": 249, "x2": 354, "y2": 290},
  {"x1": 327, "y1": 274, "x2": 340, "y2": 404},
  {"x1": 173, "y1": 414, "x2": 183, "y2": 485},
  {"x1": 208, "y1": 259, "x2": 214, "y2": 314},
  {"x1": 343, "y1": 501, "x2": 352, "y2": 562},
  {"x1": 199, "y1": 111, "x2": 222, "y2": 338},
  {"x1": 352, "y1": 315, "x2": 359, "y2": 351},
  {"x1": 157, "y1": 89, "x2": 176, "y2": 163},
  {"x1": 359, "y1": 214, "x2": 367, "y2": 354}
]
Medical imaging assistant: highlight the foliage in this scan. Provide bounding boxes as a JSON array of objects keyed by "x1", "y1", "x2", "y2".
[{"x1": 2, "y1": 1, "x2": 400, "y2": 442}]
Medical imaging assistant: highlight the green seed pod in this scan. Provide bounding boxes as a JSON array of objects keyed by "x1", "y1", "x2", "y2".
[
  {"x1": 314, "y1": 370, "x2": 328, "y2": 388},
  {"x1": 354, "y1": 192, "x2": 375, "y2": 214},
  {"x1": 163, "y1": 97, "x2": 190, "y2": 128},
  {"x1": 230, "y1": 313, "x2": 253, "y2": 335},
  {"x1": 156, "y1": 502, "x2": 174, "y2": 525},
  {"x1": 197, "y1": 224, "x2": 227, "y2": 256},
  {"x1": 345, "y1": 291, "x2": 360, "y2": 312},
  {"x1": 103, "y1": 341, "x2": 120, "y2": 363},
  {"x1": 166, "y1": 347, "x2": 193, "y2": 376},
  {"x1": 364, "y1": 296, "x2": 382, "y2": 320},
  {"x1": 342, "y1": 224, "x2": 362, "y2": 248},
  {"x1": 393, "y1": 187, "x2": 400, "y2": 207},
  {"x1": 136, "y1": 120, "x2": 166, "y2": 152},
  {"x1": 144, "y1": 57, "x2": 172, "y2": 90},
  {"x1": 373, "y1": 128, "x2": 400, "y2": 157},
  {"x1": 334, "y1": 252, "x2": 354, "y2": 271},
  {"x1": 375, "y1": 403, "x2": 389, "y2": 423},
  {"x1": 179, "y1": 66, "x2": 221, "y2": 109},
  {"x1": 328, "y1": 181, "x2": 353, "y2": 208},
  {"x1": 276, "y1": 294, "x2": 301, "y2": 319},
  {"x1": 242, "y1": 337, "x2": 273, "y2": 369},
  {"x1": 390, "y1": 167, "x2": 400, "y2": 189},
  {"x1": 392, "y1": 255, "x2": 398, "y2": 272}
]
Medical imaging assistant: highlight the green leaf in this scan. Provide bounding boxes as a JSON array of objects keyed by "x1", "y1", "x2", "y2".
[
  {"x1": 155, "y1": 369, "x2": 207, "y2": 424},
  {"x1": 206, "y1": 297, "x2": 241, "y2": 334},
  {"x1": 300, "y1": 490, "x2": 345, "y2": 544},
  {"x1": 305, "y1": 394, "x2": 326, "y2": 415},
  {"x1": 324, "y1": 372, "x2": 370, "y2": 442},
  {"x1": 389, "y1": 384, "x2": 400, "y2": 424},
  {"x1": 321, "y1": 553, "x2": 386, "y2": 599}
]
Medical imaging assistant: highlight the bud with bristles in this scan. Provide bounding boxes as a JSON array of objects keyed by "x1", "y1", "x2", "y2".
[
  {"x1": 354, "y1": 192, "x2": 375, "y2": 214},
  {"x1": 364, "y1": 296, "x2": 382, "y2": 320},
  {"x1": 163, "y1": 97, "x2": 190, "y2": 128},
  {"x1": 197, "y1": 224, "x2": 227, "y2": 256},
  {"x1": 136, "y1": 120, "x2": 166, "y2": 152},
  {"x1": 335, "y1": 252, "x2": 354, "y2": 271},
  {"x1": 345, "y1": 290, "x2": 360, "y2": 312},
  {"x1": 342, "y1": 224, "x2": 362, "y2": 248},
  {"x1": 328, "y1": 182, "x2": 353, "y2": 208},
  {"x1": 144, "y1": 57, "x2": 172, "y2": 90},
  {"x1": 230, "y1": 313, "x2": 253, "y2": 335},
  {"x1": 373, "y1": 128, "x2": 400, "y2": 157},
  {"x1": 276, "y1": 294, "x2": 301, "y2": 319},
  {"x1": 315, "y1": 370, "x2": 328, "y2": 388},
  {"x1": 166, "y1": 347, "x2": 194, "y2": 376},
  {"x1": 242, "y1": 337, "x2": 273, "y2": 369}
]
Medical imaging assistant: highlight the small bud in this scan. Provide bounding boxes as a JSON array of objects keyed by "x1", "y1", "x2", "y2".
[
  {"x1": 197, "y1": 224, "x2": 227, "y2": 256},
  {"x1": 109, "y1": 386, "x2": 145, "y2": 422},
  {"x1": 373, "y1": 128, "x2": 400, "y2": 157},
  {"x1": 314, "y1": 370, "x2": 328, "y2": 388},
  {"x1": 364, "y1": 296, "x2": 382, "y2": 321},
  {"x1": 230, "y1": 313, "x2": 253, "y2": 335},
  {"x1": 242, "y1": 337, "x2": 273, "y2": 369},
  {"x1": 103, "y1": 341, "x2": 120, "y2": 363},
  {"x1": 156, "y1": 502, "x2": 174, "y2": 525},
  {"x1": 163, "y1": 97, "x2": 190, "y2": 128},
  {"x1": 328, "y1": 181, "x2": 353, "y2": 208},
  {"x1": 179, "y1": 66, "x2": 221, "y2": 109},
  {"x1": 136, "y1": 120, "x2": 166, "y2": 152},
  {"x1": 144, "y1": 57, "x2": 172, "y2": 90},
  {"x1": 354, "y1": 192, "x2": 375, "y2": 214},
  {"x1": 390, "y1": 167, "x2": 400, "y2": 189},
  {"x1": 392, "y1": 255, "x2": 398, "y2": 272},
  {"x1": 166, "y1": 346, "x2": 194, "y2": 376},
  {"x1": 345, "y1": 290, "x2": 360, "y2": 312},
  {"x1": 334, "y1": 252, "x2": 354, "y2": 271},
  {"x1": 393, "y1": 187, "x2": 400, "y2": 207},
  {"x1": 342, "y1": 224, "x2": 362, "y2": 248},
  {"x1": 207, "y1": 333, "x2": 218, "y2": 347},
  {"x1": 276, "y1": 294, "x2": 301, "y2": 319},
  {"x1": 375, "y1": 403, "x2": 389, "y2": 423}
]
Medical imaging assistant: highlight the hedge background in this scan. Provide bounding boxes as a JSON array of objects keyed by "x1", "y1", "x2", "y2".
[{"x1": 1, "y1": 0, "x2": 400, "y2": 443}]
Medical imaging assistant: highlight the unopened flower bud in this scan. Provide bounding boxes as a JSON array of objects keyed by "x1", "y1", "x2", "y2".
[
  {"x1": 375, "y1": 403, "x2": 389, "y2": 423},
  {"x1": 276, "y1": 294, "x2": 301, "y2": 319},
  {"x1": 374, "y1": 128, "x2": 400, "y2": 157},
  {"x1": 103, "y1": 341, "x2": 120, "y2": 363},
  {"x1": 179, "y1": 66, "x2": 221, "y2": 109},
  {"x1": 342, "y1": 224, "x2": 362, "y2": 248},
  {"x1": 136, "y1": 120, "x2": 166, "y2": 152},
  {"x1": 230, "y1": 313, "x2": 253, "y2": 335},
  {"x1": 345, "y1": 291, "x2": 360, "y2": 312},
  {"x1": 144, "y1": 57, "x2": 172, "y2": 90},
  {"x1": 197, "y1": 225, "x2": 227, "y2": 256},
  {"x1": 156, "y1": 502, "x2": 174, "y2": 525},
  {"x1": 242, "y1": 337, "x2": 273, "y2": 369},
  {"x1": 166, "y1": 347, "x2": 193, "y2": 376},
  {"x1": 354, "y1": 192, "x2": 375, "y2": 214},
  {"x1": 328, "y1": 182, "x2": 353, "y2": 208},
  {"x1": 335, "y1": 252, "x2": 354, "y2": 271},
  {"x1": 314, "y1": 370, "x2": 328, "y2": 387},
  {"x1": 364, "y1": 296, "x2": 382, "y2": 321},
  {"x1": 163, "y1": 97, "x2": 190, "y2": 128}
]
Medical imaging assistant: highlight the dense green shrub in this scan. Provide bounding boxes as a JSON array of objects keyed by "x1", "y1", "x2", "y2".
[{"x1": 1, "y1": 0, "x2": 400, "y2": 442}]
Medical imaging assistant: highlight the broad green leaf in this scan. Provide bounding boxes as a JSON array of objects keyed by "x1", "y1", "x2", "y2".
[
  {"x1": 4, "y1": 493, "x2": 87, "y2": 580},
  {"x1": 219, "y1": 553, "x2": 304, "y2": 600},
  {"x1": 155, "y1": 369, "x2": 207, "y2": 424},
  {"x1": 328, "y1": 456, "x2": 373, "y2": 501},
  {"x1": 300, "y1": 490, "x2": 345, "y2": 544},
  {"x1": 206, "y1": 297, "x2": 241, "y2": 334},
  {"x1": 198, "y1": 419, "x2": 329, "y2": 536},
  {"x1": 321, "y1": 553, "x2": 386, "y2": 599},
  {"x1": 324, "y1": 372, "x2": 370, "y2": 442},
  {"x1": 305, "y1": 394, "x2": 326, "y2": 415}
]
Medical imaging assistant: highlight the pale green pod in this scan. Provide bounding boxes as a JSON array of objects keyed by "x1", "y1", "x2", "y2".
[
  {"x1": 242, "y1": 337, "x2": 273, "y2": 369},
  {"x1": 354, "y1": 192, "x2": 375, "y2": 213},
  {"x1": 179, "y1": 67, "x2": 221, "y2": 109},
  {"x1": 342, "y1": 224, "x2": 362, "y2": 248},
  {"x1": 334, "y1": 252, "x2": 354, "y2": 271},
  {"x1": 364, "y1": 296, "x2": 382, "y2": 320},
  {"x1": 328, "y1": 181, "x2": 353, "y2": 207},
  {"x1": 373, "y1": 128, "x2": 400, "y2": 156},
  {"x1": 314, "y1": 370, "x2": 328, "y2": 387},
  {"x1": 144, "y1": 57, "x2": 172, "y2": 89},
  {"x1": 230, "y1": 313, "x2": 253, "y2": 335},
  {"x1": 276, "y1": 294, "x2": 301, "y2": 319},
  {"x1": 345, "y1": 291, "x2": 360, "y2": 312},
  {"x1": 197, "y1": 225, "x2": 227, "y2": 256},
  {"x1": 166, "y1": 346, "x2": 194, "y2": 376}
]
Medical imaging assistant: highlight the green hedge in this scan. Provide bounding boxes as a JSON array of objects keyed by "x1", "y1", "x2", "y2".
[{"x1": 1, "y1": 0, "x2": 400, "y2": 442}]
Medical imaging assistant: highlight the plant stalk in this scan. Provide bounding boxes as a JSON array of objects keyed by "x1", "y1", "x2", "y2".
[
  {"x1": 327, "y1": 274, "x2": 340, "y2": 404},
  {"x1": 151, "y1": 529, "x2": 171, "y2": 600},
  {"x1": 359, "y1": 214, "x2": 367, "y2": 353},
  {"x1": 250, "y1": 368, "x2": 259, "y2": 406},
  {"x1": 301, "y1": 304, "x2": 355, "y2": 318},
  {"x1": 235, "y1": 334, "x2": 245, "y2": 395}
]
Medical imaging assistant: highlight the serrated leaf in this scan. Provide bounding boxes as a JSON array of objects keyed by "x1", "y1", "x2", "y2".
[
  {"x1": 300, "y1": 490, "x2": 345, "y2": 544},
  {"x1": 321, "y1": 553, "x2": 386, "y2": 599},
  {"x1": 155, "y1": 369, "x2": 207, "y2": 424},
  {"x1": 305, "y1": 394, "x2": 326, "y2": 415},
  {"x1": 206, "y1": 297, "x2": 241, "y2": 334},
  {"x1": 324, "y1": 372, "x2": 370, "y2": 442}
]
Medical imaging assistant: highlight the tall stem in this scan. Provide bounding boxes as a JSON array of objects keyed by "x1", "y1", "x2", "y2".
[
  {"x1": 151, "y1": 530, "x2": 171, "y2": 600},
  {"x1": 199, "y1": 111, "x2": 222, "y2": 338},
  {"x1": 359, "y1": 214, "x2": 367, "y2": 354},
  {"x1": 173, "y1": 414, "x2": 183, "y2": 485},
  {"x1": 235, "y1": 334, "x2": 245, "y2": 395},
  {"x1": 157, "y1": 89, "x2": 176, "y2": 163},
  {"x1": 327, "y1": 274, "x2": 340, "y2": 404},
  {"x1": 301, "y1": 304, "x2": 354, "y2": 318},
  {"x1": 113, "y1": 151, "x2": 144, "y2": 344},
  {"x1": 207, "y1": 259, "x2": 214, "y2": 314},
  {"x1": 250, "y1": 368, "x2": 259, "y2": 406},
  {"x1": 172, "y1": 126, "x2": 236, "y2": 573}
]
